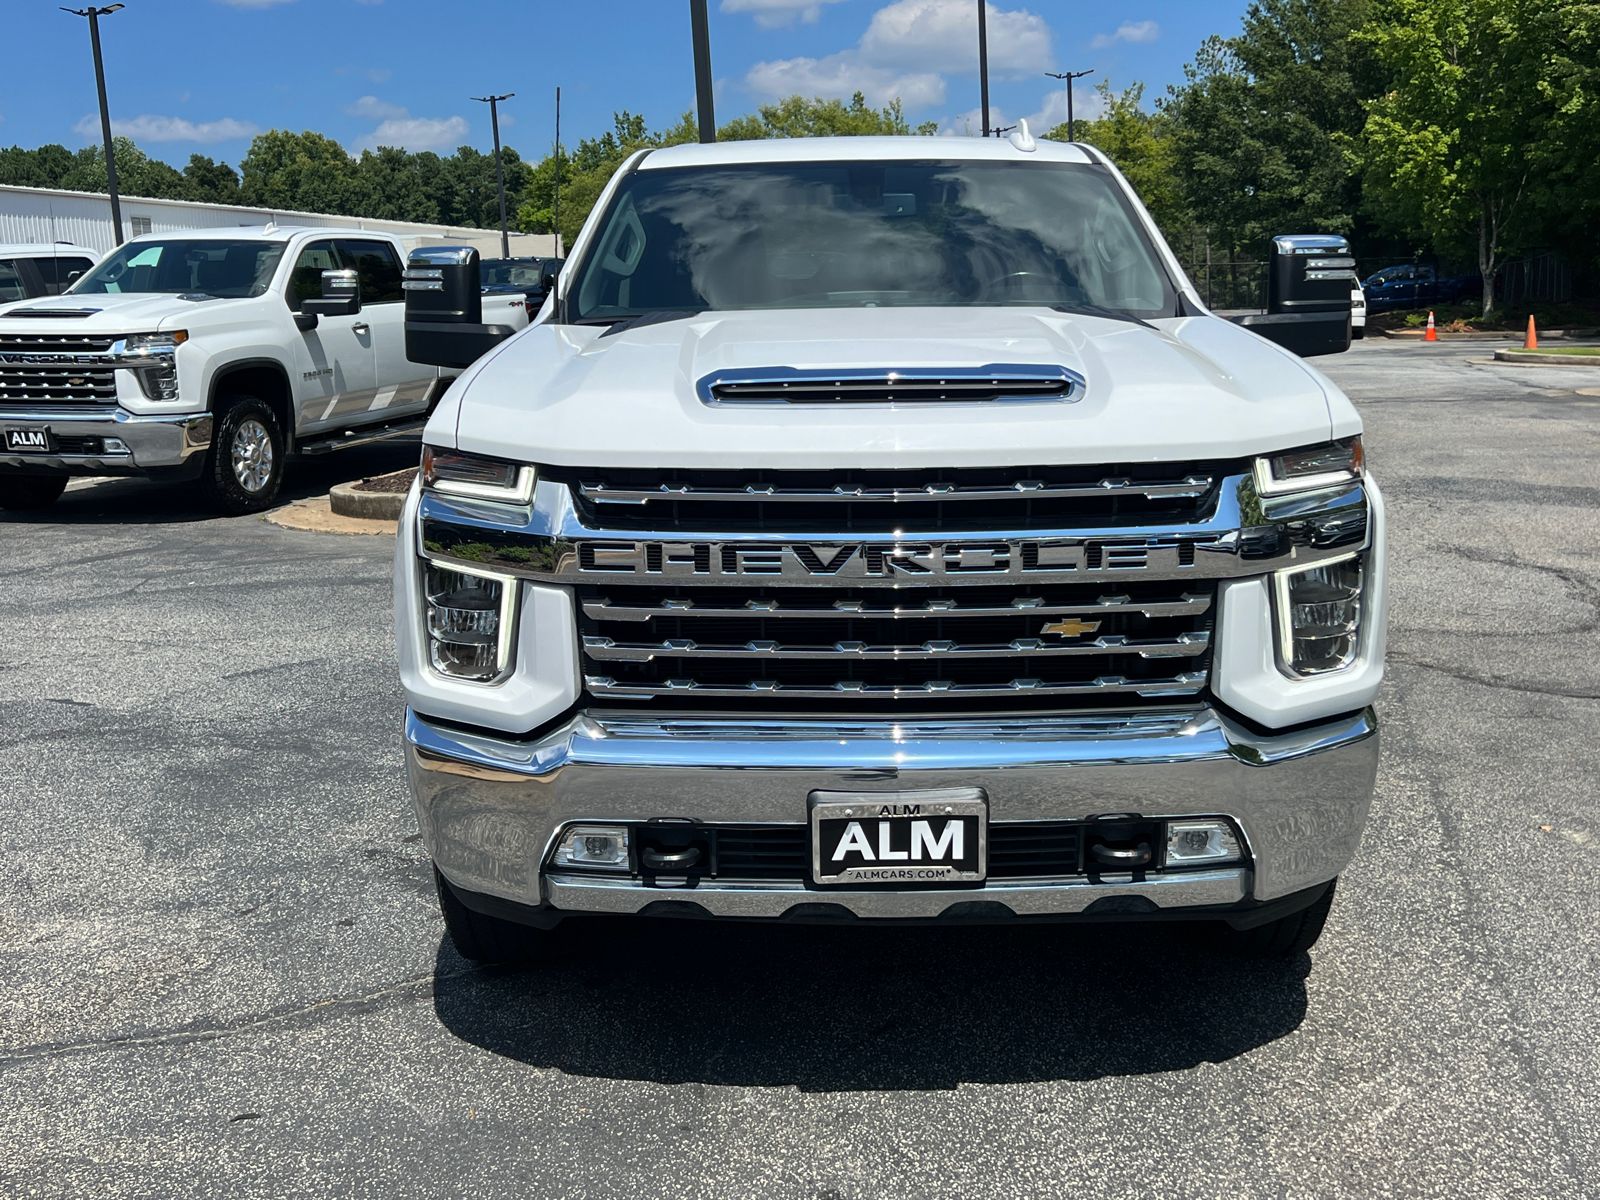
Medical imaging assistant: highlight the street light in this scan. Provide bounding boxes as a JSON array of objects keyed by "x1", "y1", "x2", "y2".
[
  {"x1": 61, "y1": 4, "x2": 126, "y2": 245},
  {"x1": 1044, "y1": 68, "x2": 1095, "y2": 142},
  {"x1": 471, "y1": 92, "x2": 514, "y2": 259}
]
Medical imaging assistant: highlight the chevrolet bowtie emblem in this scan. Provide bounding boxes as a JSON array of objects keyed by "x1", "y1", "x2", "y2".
[{"x1": 1040, "y1": 618, "x2": 1101, "y2": 638}]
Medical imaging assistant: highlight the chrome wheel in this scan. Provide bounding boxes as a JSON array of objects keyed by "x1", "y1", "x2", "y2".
[{"x1": 231, "y1": 418, "x2": 275, "y2": 494}]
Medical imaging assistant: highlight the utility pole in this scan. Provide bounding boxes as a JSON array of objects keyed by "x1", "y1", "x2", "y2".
[
  {"x1": 62, "y1": 4, "x2": 126, "y2": 245},
  {"x1": 1044, "y1": 69, "x2": 1095, "y2": 142},
  {"x1": 471, "y1": 92, "x2": 515, "y2": 258},
  {"x1": 690, "y1": 0, "x2": 716, "y2": 143},
  {"x1": 977, "y1": 0, "x2": 991, "y2": 137},
  {"x1": 552, "y1": 86, "x2": 562, "y2": 257}
]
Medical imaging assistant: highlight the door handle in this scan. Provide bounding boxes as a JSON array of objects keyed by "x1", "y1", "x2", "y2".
[{"x1": 352, "y1": 322, "x2": 370, "y2": 335}]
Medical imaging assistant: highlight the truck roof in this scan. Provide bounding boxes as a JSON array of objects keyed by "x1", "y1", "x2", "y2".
[
  {"x1": 0, "y1": 242, "x2": 99, "y2": 257},
  {"x1": 121, "y1": 225, "x2": 395, "y2": 243},
  {"x1": 639, "y1": 135, "x2": 1097, "y2": 170}
]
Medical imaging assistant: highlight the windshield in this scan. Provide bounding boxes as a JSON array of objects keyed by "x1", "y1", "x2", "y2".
[
  {"x1": 568, "y1": 159, "x2": 1174, "y2": 323},
  {"x1": 71, "y1": 239, "x2": 287, "y2": 298},
  {"x1": 481, "y1": 259, "x2": 551, "y2": 288}
]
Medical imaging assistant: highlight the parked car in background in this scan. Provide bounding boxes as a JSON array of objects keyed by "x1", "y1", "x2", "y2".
[
  {"x1": 1350, "y1": 278, "x2": 1366, "y2": 337},
  {"x1": 480, "y1": 256, "x2": 564, "y2": 310},
  {"x1": 0, "y1": 226, "x2": 528, "y2": 513},
  {"x1": 0, "y1": 243, "x2": 99, "y2": 303},
  {"x1": 1361, "y1": 263, "x2": 1478, "y2": 314}
]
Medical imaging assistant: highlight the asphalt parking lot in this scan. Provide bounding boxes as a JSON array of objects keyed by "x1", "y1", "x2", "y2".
[{"x1": 2, "y1": 338, "x2": 1597, "y2": 1199}]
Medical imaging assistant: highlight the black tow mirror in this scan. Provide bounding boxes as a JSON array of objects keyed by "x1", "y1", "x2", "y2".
[
  {"x1": 404, "y1": 247, "x2": 519, "y2": 370},
  {"x1": 303, "y1": 268, "x2": 362, "y2": 317},
  {"x1": 1233, "y1": 234, "x2": 1353, "y2": 358}
]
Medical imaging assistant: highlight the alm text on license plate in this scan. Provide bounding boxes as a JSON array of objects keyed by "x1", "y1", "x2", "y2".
[{"x1": 810, "y1": 788, "x2": 988, "y2": 885}]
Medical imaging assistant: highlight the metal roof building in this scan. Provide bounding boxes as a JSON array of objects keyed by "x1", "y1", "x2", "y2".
[{"x1": 0, "y1": 184, "x2": 558, "y2": 257}]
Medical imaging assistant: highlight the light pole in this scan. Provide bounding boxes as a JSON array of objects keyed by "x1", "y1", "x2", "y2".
[
  {"x1": 1044, "y1": 68, "x2": 1095, "y2": 142},
  {"x1": 471, "y1": 92, "x2": 514, "y2": 258},
  {"x1": 552, "y1": 86, "x2": 562, "y2": 257},
  {"x1": 690, "y1": 0, "x2": 716, "y2": 143},
  {"x1": 62, "y1": 4, "x2": 126, "y2": 246},
  {"x1": 977, "y1": 0, "x2": 991, "y2": 137}
]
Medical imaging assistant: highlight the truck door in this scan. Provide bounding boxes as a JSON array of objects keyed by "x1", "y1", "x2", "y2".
[
  {"x1": 286, "y1": 238, "x2": 378, "y2": 433},
  {"x1": 334, "y1": 238, "x2": 435, "y2": 420}
]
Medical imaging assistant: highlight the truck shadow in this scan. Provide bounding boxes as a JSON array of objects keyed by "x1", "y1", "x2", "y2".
[
  {"x1": 432, "y1": 916, "x2": 1309, "y2": 1091},
  {"x1": 0, "y1": 441, "x2": 418, "y2": 526}
]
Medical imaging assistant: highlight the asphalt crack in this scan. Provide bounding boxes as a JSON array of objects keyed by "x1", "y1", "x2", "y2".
[{"x1": 1389, "y1": 654, "x2": 1600, "y2": 701}]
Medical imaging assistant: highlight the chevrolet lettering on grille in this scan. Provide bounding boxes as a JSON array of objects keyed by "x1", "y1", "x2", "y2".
[{"x1": 575, "y1": 538, "x2": 1206, "y2": 580}]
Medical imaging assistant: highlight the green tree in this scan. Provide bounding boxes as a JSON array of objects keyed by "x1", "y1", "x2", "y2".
[
  {"x1": 240, "y1": 130, "x2": 357, "y2": 215},
  {"x1": 181, "y1": 154, "x2": 241, "y2": 205},
  {"x1": 719, "y1": 93, "x2": 939, "y2": 139},
  {"x1": 0, "y1": 143, "x2": 77, "y2": 189},
  {"x1": 1356, "y1": 0, "x2": 1572, "y2": 315},
  {"x1": 350, "y1": 145, "x2": 439, "y2": 223},
  {"x1": 440, "y1": 145, "x2": 531, "y2": 229},
  {"x1": 1163, "y1": 0, "x2": 1377, "y2": 258}
]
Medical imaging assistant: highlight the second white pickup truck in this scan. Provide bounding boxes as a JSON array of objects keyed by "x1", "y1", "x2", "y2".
[{"x1": 0, "y1": 226, "x2": 528, "y2": 513}]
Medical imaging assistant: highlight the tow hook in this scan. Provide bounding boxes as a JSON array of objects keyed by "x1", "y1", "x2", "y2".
[
  {"x1": 641, "y1": 845, "x2": 702, "y2": 872},
  {"x1": 1085, "y1": 817, "x2": 1158, "y2": 870}
]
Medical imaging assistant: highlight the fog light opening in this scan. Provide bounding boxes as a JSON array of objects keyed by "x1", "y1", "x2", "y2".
[
  {"x1": 553, "y1": 825, "x2": 631, "y2": 871},
  {"x1": 1164, "y1": 820, "x2": 1242, "y2": 867}
]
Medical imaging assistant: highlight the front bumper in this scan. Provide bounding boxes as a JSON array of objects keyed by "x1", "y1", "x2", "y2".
[
  {"x1": 407, "y1": 703, "x2": 1378, "y2": 923},
  {"x1": 0, "y1": 406, "x2": 212, "y2": 475}
]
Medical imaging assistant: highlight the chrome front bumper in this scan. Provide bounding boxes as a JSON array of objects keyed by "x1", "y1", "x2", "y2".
[
  {"x1": 407, "y1": 704, "x2": 1378, "y2": 922},
  {"x1": 0, "y1": 406, "x2": 212, "y2": 473}
]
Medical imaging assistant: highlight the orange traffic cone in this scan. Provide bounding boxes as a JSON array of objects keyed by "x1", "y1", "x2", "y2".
[
  {"x1": 1424, "y1": 311, "x2": 1438, "y2": 342},
  {"x1": 1524, "y1": 315, "x2": 1539, "y2": 350}
]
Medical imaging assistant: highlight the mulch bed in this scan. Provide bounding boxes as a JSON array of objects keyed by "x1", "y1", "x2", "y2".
[{"x1": 352, "y1": 467, "x2": 418, "y2": 494}]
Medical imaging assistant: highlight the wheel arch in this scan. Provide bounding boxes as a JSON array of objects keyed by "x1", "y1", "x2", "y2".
[{"x1": 208, "y1": 359, "x2": 295, "y2": 451}]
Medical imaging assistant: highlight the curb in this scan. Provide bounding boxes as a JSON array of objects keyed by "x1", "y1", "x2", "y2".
[
  {"x1": 330, "y1": 481, "x2": 407, "y2": 520},
  {"x1": 264, "y1": 497, "x2": 395, "y2": 536},
  {"x1": 1492, "y1": 349, "x2": 1600, "y2": 366}
]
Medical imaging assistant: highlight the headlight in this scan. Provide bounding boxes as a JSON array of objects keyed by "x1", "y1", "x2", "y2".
[
  {"x1": 1255, "y1": 436, "x2": 1363, "y2": 495},
  {"x1": 118, "y1": 330, "x2": 188, "y2": 352},
  {"x1": 422, "y1": 561, "x2": 517, "y2": 682},
  {"x1": 1274, "y1": 553, "x2": 1364, "y2": 675},
  {"x1": 421, "y1": 445, "x2": 536, "y2": 504},
  {"x1": 113, "y1": 331, "x2": 187, "y2": 401}
]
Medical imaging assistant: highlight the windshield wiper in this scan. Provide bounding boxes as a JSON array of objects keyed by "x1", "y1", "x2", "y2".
[
  {"x1": 1047, "y1": 302, "x2": 1157, "y2": 329},
  {"x1": 573, "y1": 309, "x2": 706, "y2": 336}
]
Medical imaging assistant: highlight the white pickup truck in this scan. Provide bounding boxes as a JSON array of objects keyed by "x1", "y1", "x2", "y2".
[
  {"x1": 398, "y1": 133, "x2": 1385, "y2": 964},
  {"x1": 0, "y1": 226, "x2": 527, "y2": 513}
]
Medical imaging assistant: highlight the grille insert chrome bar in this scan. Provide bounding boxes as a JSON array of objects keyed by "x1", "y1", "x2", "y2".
[
  {"x1": 579, "y1": 475, "x2": 1215, "y2": 506},
  {"x1": 585, "y1": 672, "x2": 1209, "y2": 700},
  {"x1": 583, "y1": 631, "x2": 1210, "y2": 662},
  {"x1": 581, "y1": 591, "x2": 1214, "y2": 623}
]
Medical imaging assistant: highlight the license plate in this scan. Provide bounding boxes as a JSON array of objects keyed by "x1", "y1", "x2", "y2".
[
  {"x1": 810, "y1": 788, "x2": 987, "y2": 885},
  {"x1": 3, "y1": 427, "x2": 54, "y2": 453}
]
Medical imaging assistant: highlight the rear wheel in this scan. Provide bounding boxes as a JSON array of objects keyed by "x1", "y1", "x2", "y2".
[
  {"x1": 202, "y1": 395, "x2": 285, "y2": 515},
  {"x1": 434, "y1": 866, "x2": 549, "y2": 963},
  {"x1": 1226, "y1": 878, "x2": 1338, "y2": 958},
  {"x1": 0, "y1": 472, "x2": 69, "y2": 511}
]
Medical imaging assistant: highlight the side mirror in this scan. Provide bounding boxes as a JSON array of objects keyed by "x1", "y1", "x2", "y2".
[
  {"x1": 303, "y1": 268, "x2": 362, "y2": 317},
  {"x1": 539, "y1": 268, "x2": 558, "y2": 296},
  {"x1": 1232, "y1": 234, "x2": 1353, "y2": 358},
  {"x1": 404, "y1": 247, "x2": 518, "y2": 370}
]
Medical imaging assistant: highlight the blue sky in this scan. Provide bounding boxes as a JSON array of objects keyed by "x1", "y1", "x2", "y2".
[{"x1": 4, "y1": 0, "x2": 1245, "y2": 168}]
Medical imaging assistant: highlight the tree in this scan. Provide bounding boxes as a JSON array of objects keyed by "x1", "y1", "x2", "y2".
[
  {"x1": 1356, "y1": 0, "x2": 1570, "y2": 315},
  {"x1": 240, "y1": 130, "x2": 357, "y2": 215},
  {"x1": 350, "y1": 145, "x2": 439, "y2": 223},
  {"x1": 181, "y1": 154, "x2": 241, "y2": 205},
  {"x1": 1163, "y1": 0, "x2": 1377, "y2": 257},
  {"x1": 719, "y1": 93, "x2": 939, "y2": 139}
]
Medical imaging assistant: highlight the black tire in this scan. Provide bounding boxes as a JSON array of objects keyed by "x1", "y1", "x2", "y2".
[
  {"x1": 1352, "y1": 326, "x2": 1365, "y2": 340},
  {"x1": 202, "y1": 395, "x2": 286, "y2": 515},
  {"x1": 0, "y1": 472, "x2": 68, "y2": 511},
  {"x1": 1226, "y1": 878, "x2": 1338, "y2": 958},
  {"x1": 434, "y1": 866, "x2": 547, "y2": 963}
]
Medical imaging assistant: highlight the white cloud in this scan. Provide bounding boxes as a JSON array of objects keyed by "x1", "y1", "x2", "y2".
[
  {"x1": 346, "y1": 95, "x2": 406, "y2": 120},
  {"x1": 862, "y1": 0, "x2": 1052, "y2": 75},
  {"x1": 721, "y1": 0, "x2": 846, "y2": 27},
  {"x1": 1025, "y1": 80, "x2": 1106, "y2": 132},
  {"x1": 74, "y1": 113, "x2": 259, "y2": 143},
  {"x1": 360, "y1": 114, "x2": 470, "y2": 152},
  {"x1": 1091, "y1": 20, "x2": 1159, "y2": 49},
  {"x1": 745, "y1": 52, "x2": 947, "y2": 109},
  {"x1": 741, "y1": 0, "x2": 1050, "y2": 115},
  {"x1": 938, "y1": 104, "x2": 1010, "y2": 137}
]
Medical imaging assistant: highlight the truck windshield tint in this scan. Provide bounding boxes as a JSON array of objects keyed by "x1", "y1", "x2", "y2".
[
  {"x1": 71, "y1": 239, "x2": 287, "y2": 298},
  {"x1": 568, "y1": 160, "x2": 1175, "y2": 323}
]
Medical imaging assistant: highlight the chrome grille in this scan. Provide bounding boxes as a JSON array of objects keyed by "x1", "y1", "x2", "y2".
[
  {"x1": 0, "y1": 333, "x2": 118, "y2": 354},
  {"x1": 578, "y1": 581, "x2": 1215, "y2": 713},
  {"x1": 553, "y1": 462, "x2": 1225, "y2": 533},
  {"x1": 0, "y1": 363, "x2": 118, "y2": 404}
]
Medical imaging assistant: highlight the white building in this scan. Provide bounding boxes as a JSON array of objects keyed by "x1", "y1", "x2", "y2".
[{"x1": 0, "y1": 184, "x2": 559, "y2": 258}]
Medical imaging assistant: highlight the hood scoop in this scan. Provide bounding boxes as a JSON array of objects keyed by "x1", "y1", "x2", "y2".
[
  {"x1": 697, "y1": 363, "x2": 1084, "y2": 407},
  {"x1": 6, "y1": 307, "x2": 102, "y2": 319}
]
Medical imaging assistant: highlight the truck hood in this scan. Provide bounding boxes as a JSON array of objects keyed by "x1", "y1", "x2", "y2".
[
  {"x1": 445, "y1": 307, "x2": 1344, "y2": 469},
  {"x1": 0, "y1": 292, "x2": 243, "y2": 332}
]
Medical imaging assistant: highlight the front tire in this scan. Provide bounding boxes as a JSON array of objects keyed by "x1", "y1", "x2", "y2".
[
  {"x1": 434, "y1": 866, "x2": 548, "y2": 963},
  {"x1": 202, "y1": 395, "x2": 285, "y2": 515},
  {"x1": 1226, "y1": 879, "x2": 1338, "y2": 958},
  {"x1": 0, "y1": 472, "x2": 69, "y2": 511}
]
